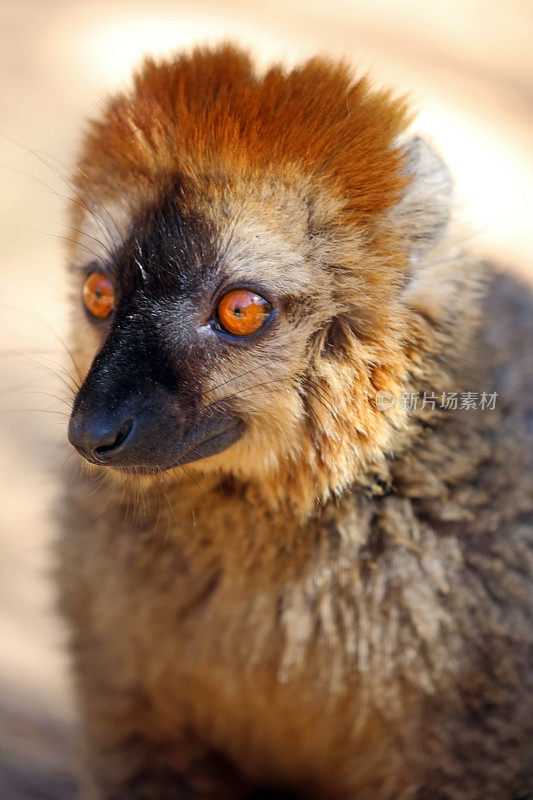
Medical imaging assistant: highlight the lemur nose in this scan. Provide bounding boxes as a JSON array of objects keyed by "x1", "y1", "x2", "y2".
[{"x1": 68, "y1": 414, "x2": 135, "y2": 464}]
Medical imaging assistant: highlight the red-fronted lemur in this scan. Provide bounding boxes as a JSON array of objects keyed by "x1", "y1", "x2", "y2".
[{"x1": 59, "y1": 45, "x2": 533, "y2": 799}]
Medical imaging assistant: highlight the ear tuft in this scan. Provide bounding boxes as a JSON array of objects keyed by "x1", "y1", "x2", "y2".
[{"x1": 395, "y1": 136, "x2": 453, "y2": 261}]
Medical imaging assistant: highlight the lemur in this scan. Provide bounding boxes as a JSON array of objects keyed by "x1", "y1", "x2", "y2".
[{"x1": 59, "y1": 44, "x2": 533, "y2": 799}]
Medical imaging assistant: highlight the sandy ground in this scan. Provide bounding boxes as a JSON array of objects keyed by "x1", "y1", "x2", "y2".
[{"x1": 0, "y1": 0, "x2": 532, "y2": 791}]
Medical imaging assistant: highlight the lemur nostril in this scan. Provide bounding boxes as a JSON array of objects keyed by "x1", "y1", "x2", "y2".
[{"x1": 95, "y1": 419, "x2": 134, "y2": 455}]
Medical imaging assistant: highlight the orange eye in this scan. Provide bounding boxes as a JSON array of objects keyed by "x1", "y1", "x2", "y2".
[
  {"x1": 83, "y1": 272, "x2": 115, "y2": 319},
  {"x1": 217, "y1": 289, "x2": 272, "y2": 337}
]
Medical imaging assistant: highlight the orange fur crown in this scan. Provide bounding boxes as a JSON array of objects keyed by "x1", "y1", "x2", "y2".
[{"x1": 80, "y1": 44, "x2": 410, "y2": 225}]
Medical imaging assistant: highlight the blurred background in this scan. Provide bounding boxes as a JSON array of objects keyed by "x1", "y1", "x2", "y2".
[{"x1": 1, "y1": 0, "x2": 532, "y2": 793}]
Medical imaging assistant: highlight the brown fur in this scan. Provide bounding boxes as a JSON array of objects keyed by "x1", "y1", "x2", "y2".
[{"x1": 58, "y1": 45, "x2": 533, "y2": 799}]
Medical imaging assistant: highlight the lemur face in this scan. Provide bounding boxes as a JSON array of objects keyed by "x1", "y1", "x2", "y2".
[
  {"x1": 68, "y1": 176, "x2": 331, "y2": 475},
  {"x1": 66, "y1": 46, "x2": 452, "y2": 496}
]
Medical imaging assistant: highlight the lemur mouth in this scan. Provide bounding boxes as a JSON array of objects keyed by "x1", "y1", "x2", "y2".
[
  {"x1": 122, "y1": 417, "x2": 245, "y2": 475},
  {"x1": 112, "y1": 418, "x2": 244, "y2": 475},
  {"x1": 69, "y1": 399, "x2": 245, "y2": 474},
  {"x1": 169, "y1": 414, "x2": 245, "y2": 468}
]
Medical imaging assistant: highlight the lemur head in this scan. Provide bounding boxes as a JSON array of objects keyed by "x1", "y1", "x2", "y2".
[{"x1": 67, "y1": 45, "x2": 461, "y2": 509}]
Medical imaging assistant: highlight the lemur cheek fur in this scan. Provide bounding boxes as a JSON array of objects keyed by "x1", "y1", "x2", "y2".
[{"x1": 59, "y1": 44, "x2": 533, "y2": 800}]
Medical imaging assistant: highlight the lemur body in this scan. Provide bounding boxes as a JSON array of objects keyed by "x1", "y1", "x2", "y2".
[{"x1": 59, "y1": 46, "x2": 533, "y2": 799}]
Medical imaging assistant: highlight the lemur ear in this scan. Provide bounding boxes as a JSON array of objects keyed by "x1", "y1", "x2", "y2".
[{"x1": 393, "y1": 136, "x2": 453, "y2": 261}]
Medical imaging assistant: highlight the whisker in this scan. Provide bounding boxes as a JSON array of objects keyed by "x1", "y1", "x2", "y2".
[
  {"x1": 21, "y1": 390, "x2": 73, "y2": 407},
  {"x1": 3, "y1": 407, "x2": 70, "y2": 417},
  {"x1": 202, "y1": 364, "x2": 265, "y2": 400},
  {"x1": 17, "y1": 137, "x2": 118, "y2": 252},
  {"x1": 16, "y1": 301, "x2": 84, "y2": 385},
  {"x1": 0, "y1": 347, "x2": 69, "y2": 356},
  {"x1": 9, "y1": 351, "x2": 80, "y2": 395},
  {"x1": 54, "y1": 221, "x2": 113, "y2": 259},
  {"x1": 33, "y1": 358, "x2": 80, "y2": 394},
  {"x1": 0, "y1": 158, "x2": 115, "y2": 253},
  {"x1": 74, "y1": 165, "x2": 126, "y2": 249},
  {"x1": 203, "y1": 376, "x2": 297, "y2": 413},
  {"x1": 303, "y1": 377, "x2": 342, "y2": 423},
  {"x1": 28, "y1": 228, "x2": 105, "y2": 263}
]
